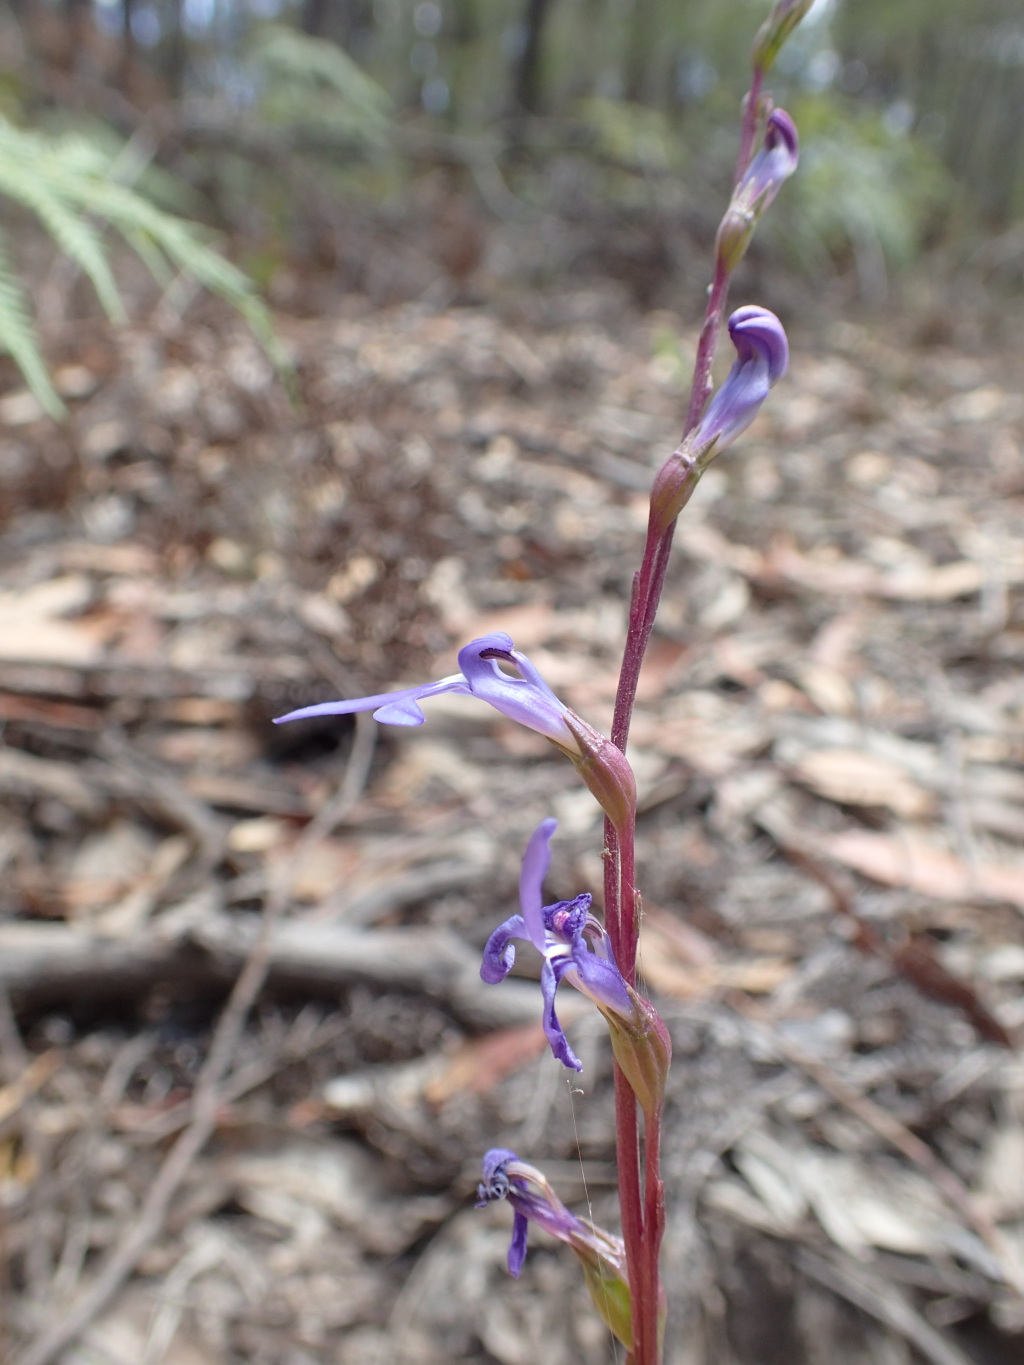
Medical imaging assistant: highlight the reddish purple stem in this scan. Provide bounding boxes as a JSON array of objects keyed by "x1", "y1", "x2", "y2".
[{"x1": 602, "y1": 66, "x2": 768, "y2": 1365}]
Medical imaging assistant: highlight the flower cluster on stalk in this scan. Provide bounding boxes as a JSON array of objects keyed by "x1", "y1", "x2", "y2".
[{"x1": 278, "y1": 18, "x2": 809, "y2": 1352}]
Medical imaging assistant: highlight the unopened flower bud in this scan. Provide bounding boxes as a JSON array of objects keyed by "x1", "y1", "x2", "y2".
[
  {"x1": 752, "y1": 0, "x2": 814, "y2": 74},
  {"x1": 716, "y1": 110, "x2": 799, "y2": 273},
  {"x1": 650, "y1": 306, "x2": 788, "y2": 534}
]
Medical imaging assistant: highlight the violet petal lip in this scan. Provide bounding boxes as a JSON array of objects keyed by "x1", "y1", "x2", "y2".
[
  {"x1": 728, "y1": 304, "x2": 788, "y2": 383},
  {"x1": 273, "y1": 631, "x2": 575, "y2": 748},
  {"x1": 480, "y1": 818, "x2": 633, "y2": 1071},
  {"x1": 507, "y1": 1211, "x2": 530, "y2": 1276},
  {"x1": 739, "y1": 108, "x2": 799, "y2": 209},
  {"x1": 691, "y1": 305, "x2": 788, "y2": 452},
  {"x1": 541, "y1": 954, "x2": 582, "y2": 1070}
]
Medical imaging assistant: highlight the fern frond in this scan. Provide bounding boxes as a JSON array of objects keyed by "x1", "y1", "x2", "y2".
[
  {"x1": 42, "y1": 156, "x2": 285, "y2": 367},
  {"x1": 0, "y1": 227, "x2": 64, "y2": 418},
  {"x1": 0, "y1": 116, "x2": 286, "y2": 411},
  {"x1": 250, "y1": 24, "x2": 392, "y2": 149},
  {"x1": 0, "y1": 172, "x2": 126, "y2": 323}
]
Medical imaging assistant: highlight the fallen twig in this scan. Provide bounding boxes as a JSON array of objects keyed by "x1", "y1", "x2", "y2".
[{"x1": 11, "y1": 715, "x2": 377, "y2": 1365}]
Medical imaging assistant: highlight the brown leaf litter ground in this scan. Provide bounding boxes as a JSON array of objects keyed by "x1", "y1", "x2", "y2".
[{"x1": 0, "y1": 281, "x2": 1023, "y2": 1365}]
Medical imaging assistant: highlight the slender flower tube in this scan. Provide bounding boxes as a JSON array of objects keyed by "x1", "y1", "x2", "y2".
[
  {"x1": 481, "y1": 818, "x2": 633, "y2": 1071},
  {"x1": 274, "y1": 631, "x2": 578, "y2": 751},
  {"x1": 477, "y1": 1148, "x2": 632, "y2": 1348},
  {"x1": 650, "y1": 306, "x2": 788, "y2": 534},
  {"x1": 716, "y1": 109, "x2": 799, "y2": 272}
]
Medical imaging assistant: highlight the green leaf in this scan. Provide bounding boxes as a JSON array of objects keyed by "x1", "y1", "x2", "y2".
[
  {"x1": 0, "y1": 115, "x2": 288, "y2": 409},
  {"x1": 0, "y1": 227, "x2": 64, "y2": 418},
  {"x1": 0, "y1": 164, "x2": 126, "y2": 322}
]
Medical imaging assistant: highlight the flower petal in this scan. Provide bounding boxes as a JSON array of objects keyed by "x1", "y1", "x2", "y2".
[
  {"x1": 273, "y1": 676, "x2": 465, "y2": 727},
  {"x1": 740, "y1": 109, "x2": 799, "y2": 210},
  {"x1": 729, "y1": 304, "x2": 789, "y2": 384},
  {"x1": 480, "y1": 914, "x2": 527, "y2": 984},
  {"x1": 507, "y1": 1210, "x2": 530, "y2": 1276},
  {"x1": 480, "y1": 1147, "x2": 518, "y2": 1191},
  {"x1": 692, "y1": 306, "x2": 788, "y2": 451},
  {"x1": 519, "y1": 818, "x2": 558, "y2": 952},
  {"x1": 458, "y1": 634, "x2": 574, "y2": 748},
  {"x1": 540, "y1": 954, "x2": 583, "y2": 1071},
  {"x1": 564, "y1": 939, "x2": 633, "y2": 1021}
]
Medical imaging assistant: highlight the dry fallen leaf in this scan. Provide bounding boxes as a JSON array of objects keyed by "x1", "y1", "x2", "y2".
[
  {"x1": 0, "y1": 576, "x2": 106, "y2": 665},
  {"x1": 423, "y1": 1024, "x2": 549, "y2": 1103},
  {"x1": 639, "y1": 915, "x2": 791, "y2": 1000},
  {"x1": 791, "y1": 748, "x2": 936, "y2": 820},
  {"x1": 815, "y1": 828, "x2": 1024, "y2": 912}
]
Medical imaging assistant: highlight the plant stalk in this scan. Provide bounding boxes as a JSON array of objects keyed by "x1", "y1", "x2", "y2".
[{"x1": 605, "y1": 62, "x2": 770, "y2": 1365}]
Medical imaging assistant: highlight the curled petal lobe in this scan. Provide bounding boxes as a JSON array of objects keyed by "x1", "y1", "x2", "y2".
[
  {"x1": 480, "y1": 914, "x2": 527, "y2": 985},
  {"x1": 738, "y1": 109, "x2": 799, "y2": 210},
  {"x1": 692, "y1": 305, "x2": 788, "y2": 452},
  {"x1": 458, "y1": 634, "x2": 576, "y2": 749},
  {"x1": 764, "y1": 108, "x2": 798, "y2": 163},
  {"x1": 729, "y1": 304, "x2": 789, "y2": 384}
]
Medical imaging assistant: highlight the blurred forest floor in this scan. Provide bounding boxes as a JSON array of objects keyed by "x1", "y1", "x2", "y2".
[{"x1": 0, "y1": 236, "x2": 1023, "y2": 1365}]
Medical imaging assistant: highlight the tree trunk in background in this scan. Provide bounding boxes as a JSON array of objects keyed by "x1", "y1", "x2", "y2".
[
  {"x1": 512, "y1": 0, "x2": 555, "y2": 115},
  {"x1": 120, "y1": 0, "x2": 136, "y2": 79},
  {"x1": 62, "y1": 0, "x2": 92, "y2": 79},
  {"x1": 161, "y1": 0, "x2": 188, "y2": 99},
  {"x1": 301, "y1": 0, "x2": 332, "y2": 38}
]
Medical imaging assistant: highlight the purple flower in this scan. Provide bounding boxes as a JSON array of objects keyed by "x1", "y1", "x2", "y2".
[
  {"x1": 480, "y1": 818, "x2": 632, "y2": 1071},
  {"x1": 273, "y1": 632, "x2": 577, "y2": 750},
  {"x1": 477, "y1": 1148, "x2": 625, "y2": 1278},
  {"x1": 717, "y1": 110, "x2": 799, "y2": 271},
  {"x1": 476, "y1": 1149, "x2": 633, "y2": 1346},
  {"x1": 650, "y1": 304, "x2": 789, "y2": 533},
  {"x1": 691, "y1": 305, "x2": 788, "y2": 452},
  {"x1": 736, "y1": 109, "x2": 798, "y2": 213}
]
